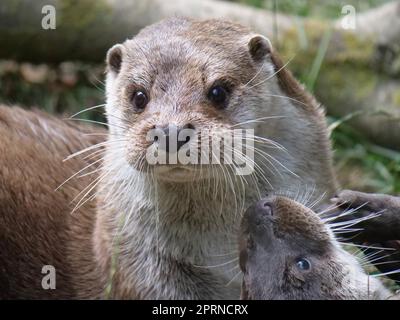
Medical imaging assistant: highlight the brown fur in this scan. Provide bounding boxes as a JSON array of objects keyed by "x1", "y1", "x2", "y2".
[{"x1": 0, "y1": 106, "x2": 106, "y2": 299}]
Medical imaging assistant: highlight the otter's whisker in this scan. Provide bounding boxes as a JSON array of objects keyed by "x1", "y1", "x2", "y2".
[
  {"x1": 70, "y1": 161, "x2": 120, "y2": 214},
  {"x1": 243, "y1": 61, "x2": 265, "y2": 87},
  {"x1": 103, "y1": 112, "x2": 130, "y2": 123},
  {"x1": 249, "y1": 146, "x2": 282, "y2": 178},
  {"x1": 230, "y1": 115, "x2": 287, "y2": 128},
  {"x1": 323, "y1": 202, "x2": 372, "y2": 223},
  {"x1": 226, "y1": 270, "x2": 242, "y2": 287},
  {"x1": 65, "y1": 118, "x2": 127, "y2": 130},
  {"x1": 55, "y1": 157, "x2": 104, "y2": 191},
  {"x1": 372, "y1": 269, "x2": 400, "y2": 278},
  {"x1": 331, "y1": 228, "x2": 364, "y2": 234},
  {"x1": 64, "y1": 139, "x2": 127, "y2": 161},
  {"x1": 69, "y1": 104, "x2": 106, "y2": 119},
  {"x1": 246, "y1": 144, "x2": 298, "y2": 178},
  {"x1": 207, "y1": 251, "x2": 238, "y2": 258},
  {"x1": 304, "y1": 187, "x2": 315, "y2": 205},
  {"x1": 249, "y1": 55, "x2": 295, "y2": 89},
  {"x1": 308, "y1": 190, "x2": 326, "y2": 209},
  {"x1": 83, "y1": 149, "x2": 106, "y2": 161},
  {"x1": 318, "y1": 203, "x2": 342, "y2": 217},
  {"x1": 77, "y1": 167, "x2": 103, "y2": 178},
  {"x1": 364, "y1": 252, "x2": 399, "y2": 266},
  {"x1": 193, "y1": 257, "x2": 238, "y2": 269},
  {"x1": 338, "y1": 242, "x2": 396, "y2": 251},
  {"x1": 71, "y1": 172, "x2": 111, "y2": 214},
  {"x1": 232, "y1": 148, "x2": 273, "y2": 189},
  {"x1": 363, "y1": 249, "x2": 385, "y2": 261},
  {"x1": 265, "y1": 93, "x2": 310, "y2": 107},
  {"x1": 329, "y1": 211, "x2": 382, "y2": 230},
  {"x1": 297, "y1": 185, "x2": 311, "y2": 206},
  {"x1": 246, "y1": 134, "x2": 289, "y2": 153},
  {"x1": 366, "y1": 260, "x2": 400, "y2": 267}
]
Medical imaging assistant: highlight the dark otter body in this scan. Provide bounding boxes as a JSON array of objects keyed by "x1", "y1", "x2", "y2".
[
  {"x1": 239, "y1": 195, "x2": 391, "y2": 300},
  {"x1": 332, "y1": 190, "x2": 400, "y2": 283}
]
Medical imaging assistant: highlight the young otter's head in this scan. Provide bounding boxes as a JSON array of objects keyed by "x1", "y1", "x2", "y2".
[
  {"x1": 239, "y1": 196, "x2": 390, "y2": 300},
  {"x1": 104, "y1": 17, "x2": 335, "y2": 188}
]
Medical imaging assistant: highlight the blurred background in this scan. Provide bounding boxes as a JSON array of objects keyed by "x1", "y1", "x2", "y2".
[{"x1": 0, "y1": 0, "x2": 399, "y2": 194}]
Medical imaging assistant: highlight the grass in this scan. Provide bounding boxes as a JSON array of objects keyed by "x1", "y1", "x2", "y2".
[
  {"x1": 331, "y1": 117, "x2": 400, "y2": 194},
  {"x1": 304, "y1": 26, "x2": 333, "y2": 93},
  {"x1": 235, "y1": 0, "x2": 391, "y2": 18},
  {"x1": 0, "y1": 61, "x2": 106, "y2": 122}
]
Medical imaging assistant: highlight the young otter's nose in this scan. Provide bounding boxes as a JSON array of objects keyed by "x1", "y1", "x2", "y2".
[
  {"x1": 255, "y1": 198, "x2": 274, "y2": 217},
  {"x1": 156, "y1": 123, "x2": 195, "y2": 153}
]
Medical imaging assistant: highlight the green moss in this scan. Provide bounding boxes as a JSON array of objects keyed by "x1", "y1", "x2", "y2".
[
  {"x1": 335, "y1": 31, "x2": 375, "y2": 64},
  {"x1": 59, "y1": 0, "x2": 110, "y2": 30},
  {"x1": 315, "y1": 63, "x2": 378, "y2": 106},
  {"x1": 278, "y1": 21, "x2": 375, "y2": 64},
  {"x1": 278, "y1": 23, "x2": 378, "y2": 98},
  {"x1": 393, "y1": 90, "x2": 400, "y2": 107},
  {"x1": 277, "y1": 19, "x2": 329, "y2": 59}
]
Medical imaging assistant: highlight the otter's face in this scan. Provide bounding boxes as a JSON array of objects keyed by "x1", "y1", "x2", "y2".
[
  {"x1": 239, "y1": 196, "x2": 338, "y2": 300},
  {"x1": 104, "y1": 19, "x2": 276, "y2": 182}
]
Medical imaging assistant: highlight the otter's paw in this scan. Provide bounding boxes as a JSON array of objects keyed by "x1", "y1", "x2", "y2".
[
  {"x1": 330, "y1": 190, "x2": 400, "y2": 243},
  {"x1": 331, "y1": 190, "x2": 391, "y2": 213}
]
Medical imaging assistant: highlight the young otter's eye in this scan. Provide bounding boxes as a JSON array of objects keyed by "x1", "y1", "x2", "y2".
[
  {"x1": 208, "y1": 85, "x2": 229, "y2": 108},
  {"x1": 131, "y1": 91, "x2": 148, "y2": 110},
  {"x1": 295, "y1": 258, "x2": 311, "y2": 271}
]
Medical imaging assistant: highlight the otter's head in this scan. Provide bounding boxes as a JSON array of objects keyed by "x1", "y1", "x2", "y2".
[
  {"x1": 239, "y1": 196, "x2": 390, "y2": 300},
  {"x1": 104, "y1": 17, "x2": 286, "y2": 183}
]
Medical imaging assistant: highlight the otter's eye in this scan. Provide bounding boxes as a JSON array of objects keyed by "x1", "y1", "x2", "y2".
[
  {"x1": 295, "y1": 258, "x2": 311, "y2": 271},
  {"x1": 131, "y1": 91, "x2": 148, "y2": 110},
  {"x1": 208, "y1": 85, "x2": 229, "y2": 107}
]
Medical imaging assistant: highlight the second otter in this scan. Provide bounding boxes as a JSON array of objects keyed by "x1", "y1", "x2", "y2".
[{"x1": 239, "y1": 193, "x2": 400, "y2": 299}]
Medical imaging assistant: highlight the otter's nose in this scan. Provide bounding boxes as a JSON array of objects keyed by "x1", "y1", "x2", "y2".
[
  {"x1": 244, "y1": 197, "x2": 275, "y2": 229},
  {"x1": 255, "y1": 198, "x2": 274, "y2": 217},
  {"x1": 155, "y1": 123, "x2": 195, "y2": 153}
]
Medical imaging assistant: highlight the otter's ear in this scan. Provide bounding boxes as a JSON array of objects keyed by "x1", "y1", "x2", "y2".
[
  {"x1": 106, "y1": 44, "x2": 125, "y2": 74},
  {"x1": 248, "y1": 35, "x2": 272, "y2": 62}
]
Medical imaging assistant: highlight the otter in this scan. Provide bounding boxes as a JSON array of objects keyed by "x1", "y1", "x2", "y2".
[
  {"x1": 0, "y1": 17, "x2": 337, "y2": 299},
  {"x1": 239, "y1": 195, "x2": 393, "y2": 300}
]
